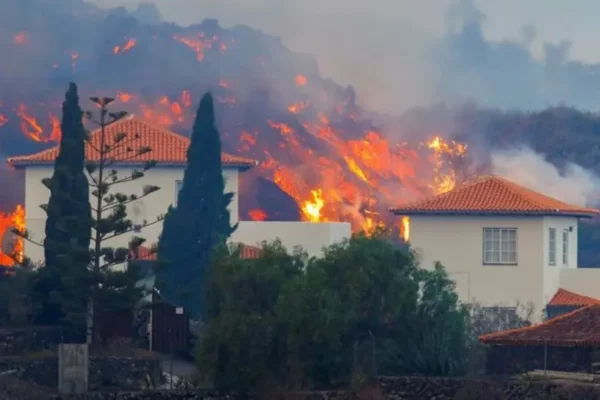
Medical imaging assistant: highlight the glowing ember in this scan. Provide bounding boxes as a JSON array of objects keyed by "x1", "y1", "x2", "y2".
[
  {"x1": 173, "y1": 33, "x2": 226, "y2": 62},
  {"x1": 0, "y1": 114, "x2": 7, "y2": 127},
  {"x1": 249, "y1": 209, "x2": 268, "y2": 221},
  {"x1": 0, "y1": 205, "x2": 25, "y2": 266},
  {"x1": 288, "y1": 101, "x2": 309, "y2": 114},
  {"x1": 113, "y1": 38, "x2": 137, "y2": 55},
  {"x1": 16, "y1": 104, "x2": 61, "y2": 142},
  {"x1": 302, "y1": 189, "x2": 325, "y2": 222},
  {"x1": 13, "y1": 32, "x2": 27, "y2": 45},
  {"x1": 295, "y1": 75, "x2": 307, "y2": 86}
]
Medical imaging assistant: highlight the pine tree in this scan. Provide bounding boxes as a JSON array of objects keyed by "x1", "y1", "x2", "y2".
[
  {"x1": 34, "y1": 82, "x2": 92, "y2": 325},
  {"x1": 157, "y1": 92, "x2": 236, "y2": 318}
]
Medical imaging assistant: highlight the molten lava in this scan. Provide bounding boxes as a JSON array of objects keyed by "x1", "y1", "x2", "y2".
[
  {"x1": 113, "y1": 38, "x2": 137, "y2": 55},
  {"x1": 0, "y1": 205, "x2": 25, "y2": 266}
]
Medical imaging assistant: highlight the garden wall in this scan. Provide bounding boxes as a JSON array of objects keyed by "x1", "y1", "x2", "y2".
[{"x1": 485, "y1": 345, "x2": 597, "y2": 374}]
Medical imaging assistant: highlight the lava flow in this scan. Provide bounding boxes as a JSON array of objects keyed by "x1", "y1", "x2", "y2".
[{"x1": 0, "y1": 13, "x2": 472, "y2": 263}]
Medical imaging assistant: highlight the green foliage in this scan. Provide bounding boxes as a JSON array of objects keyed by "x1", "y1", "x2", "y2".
[
  {"x1": 0, "y1": 266, "x2": 35, "y2": 325},
  {"x1": 157, "y1": 92, "x2": 236, "y2": 319},
  {"x1": 33, "y1": 82, "x2": 91, "y2": 325},
  {"x1": 198, "y1": 233, "x2": 470, "y2": 392}
]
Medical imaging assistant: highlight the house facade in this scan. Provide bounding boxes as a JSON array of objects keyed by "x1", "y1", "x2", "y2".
[
  {"x1": 7, "y1": 116, "x2": 351, "y2": 264},
  {"x1": 390, "y1": 175, "x2": 600, "y2": 319}
]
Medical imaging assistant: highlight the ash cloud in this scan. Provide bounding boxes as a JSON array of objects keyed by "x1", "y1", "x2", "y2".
[
  {"x1": 93, "y1": 0, "x2": 600, "y2": 113},
  {"x1": 491, "y1": 147, "x2": 600, "y2": 208}
]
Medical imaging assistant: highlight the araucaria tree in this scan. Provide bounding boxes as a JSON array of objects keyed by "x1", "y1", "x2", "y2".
[
  {"x1": 83, "y1": 96, "x2": 161, "y2": 343},
  {"x1": 34, "y1": 82, "x2": 92, "y2": 325},
  {"x1": 157, "y1": 92, "x2": 236, "y2": 319},
  {"x1": 16, "y1": 88, "x2": 161, "y2": 343}
]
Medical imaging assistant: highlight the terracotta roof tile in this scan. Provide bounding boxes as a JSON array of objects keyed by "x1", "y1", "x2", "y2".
[
  {"x1": 548, "y1": 289, "x2": 600, "y2": 307},
  {"x1": 130, "y1": 245, "x2": 157, "y2": 261},
  {"x1": 389, "y1": 175, "x2": 599, "y2": 218},
  {"x1": 6, "y1": 116, "x2": 257, "y2": 169},
  {"x1": 480, "y1": 305, "x2": 600, "y2": 347},
  {"x1": 239, "y1": 244, "x2": 262, "y2": 259}
]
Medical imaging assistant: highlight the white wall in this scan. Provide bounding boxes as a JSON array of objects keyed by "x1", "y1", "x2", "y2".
[
  {"x1": 232, "y1": 221, "x2": 351, "y2": 257},
  {"x1": 23, "y1": 165, "x2": 239, "y2": 264},
  {"x1": 559, "y1": 268, "x2": 600, "y2": 299},
  {"x1": 409, "y1": 215, "x2": 546, "y2": 315},
  {"x1": 541, "y1": 216, "x2": 578, "y2": 306}
]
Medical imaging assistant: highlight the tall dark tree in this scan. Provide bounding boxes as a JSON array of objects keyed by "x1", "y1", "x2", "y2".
[
  {"x1": 157, "y1": 92, "x2": 236, "y2": 318},
  {"x1": 34, "y1": 82, "x2": 92, "y2": 324}
]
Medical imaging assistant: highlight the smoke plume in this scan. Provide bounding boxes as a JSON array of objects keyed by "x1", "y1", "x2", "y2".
[{"x1": 491, "y1": 147, "x2": 600, "y2": 208}]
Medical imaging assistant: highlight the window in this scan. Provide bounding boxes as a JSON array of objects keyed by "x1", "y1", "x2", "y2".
[
  {"x1": 562, "y1": 229, "x2": 569, "y2": 266},
  {"x1": 548, "y1": 228, "x2": 556, "y2": 266},
  {"x1": 175, "y1": 180, "x2": 183, "y2": 204},
  {"x1": 483, "y1": 228, "x2": 517, "y2": 265}
]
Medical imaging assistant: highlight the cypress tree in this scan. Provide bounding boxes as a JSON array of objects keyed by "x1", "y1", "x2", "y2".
[
  {"x1": 36, "y1": 82, "x2": 92, "y2": 324},
  {"x1": 157, "y1": 92, "x2": 236, "y2": 318}
]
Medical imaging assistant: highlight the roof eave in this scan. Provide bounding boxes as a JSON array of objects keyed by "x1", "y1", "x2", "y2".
[
  {"x1": 388, "y1": 209, "x2": 599, "y2": 219},
  {"x1": 7, "y1": 159, "x2": 259, "y2": 170}
]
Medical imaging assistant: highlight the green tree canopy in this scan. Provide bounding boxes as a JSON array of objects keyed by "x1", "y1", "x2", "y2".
[
  {"x1": 34, "y1": 82, "x2": 92, "y2": 325},
  {"x1": 157, "y1": 92, "x2": 236, "y2": 319},
  {"x1": 198, "y1": 232, "x2": 469, "y2": 392}
]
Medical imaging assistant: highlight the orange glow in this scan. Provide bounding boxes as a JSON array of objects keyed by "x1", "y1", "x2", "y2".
[
  {"x1": 426, "y1": 135, "x2": 467, "y2": 195},
  {"x1": 16, "y1": 104, "x2": 61, "y2": 142},
  {"x1": 13, "y1": 32, "x2": 27, "y2": 45},
  {"x1": 173, "y1": 33, "x2": 226, "y2": 62},
  {"x1": 0, "y1": 205, "x2": 25, "y2": 266},
  {"x1": 295, "y1": 75, "x2": 307, "y2": 86},
  {"x1": 249, "y1": 209, "x2": 268, "y2": 221},
  {"x1": 0, "y1": 114, "x2": 7, "y2": 127},
  {"x1": 116, "y1": 92, "x2": 136, "y2": 103},
  {"x1": 113, "y1": 38, "x2": 137, "y2": 55},
  {"x1": 302, "y1": 189, "x2": 325, "y2": 222},
  {"x1": 288, "y1": 101, "x2": 309, "y2": 114},
  {"x1": 401, "y1": 216, "x2": 410, "y2": 242}
]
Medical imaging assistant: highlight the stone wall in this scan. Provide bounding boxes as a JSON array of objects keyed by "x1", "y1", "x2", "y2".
[
  {"x1": 47, "y1": 377, "x2": 600, "y2": 399},
  {"x1": 0, "y1": 356, "x2": 161, "y2": 390},
  {"x1": 0, "y1": 326, "x2": 80, "y2": 356},
  {"x1": 485, "y1": 345, "x2": 595, "y2": 374}
]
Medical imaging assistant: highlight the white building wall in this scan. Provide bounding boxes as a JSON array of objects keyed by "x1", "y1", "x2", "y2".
[
  {"x1": 541, "y1": 216, "x2": 578, "y2": 307},
  {"x1": 559, "y1": 268, "x2": 600, "y2": 299},
  {"x1": 232, "y1": 221, "x2": 351, "y2": 257},
  {"x1": 408, "y1": 215, "x2": 546, "y2": 316},
  {"x1": 23, "y1": 165, "x2": 239, "y2": 264}
]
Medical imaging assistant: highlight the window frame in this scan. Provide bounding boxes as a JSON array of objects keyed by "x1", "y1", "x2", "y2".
[
  {"x1": 548, "y1": 227, "x2": 556, "y2": 266},
  {"x1": 562, "y1": 229, "x2": 569, "y2": 266},
  {"x1": 482, "y1": 227, "x2": 518, "y2": 266}
]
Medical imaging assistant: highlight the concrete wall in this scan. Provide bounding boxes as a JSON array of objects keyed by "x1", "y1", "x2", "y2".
[
  {"x1": 232, "y1": 221, "x2": 351, "y2": 257},
  {"x1": 541, "y1": 216, "x2": 578, "y2": 305},
  {"x1": 24, "y1": 165, "x2": 239, "y2": 264},
  {"x1": 409, "y1": 215, "x2": 546, "y2": 314},
  {"x1": 559, "y1": 268, "x2": 600, "y2": 299}
]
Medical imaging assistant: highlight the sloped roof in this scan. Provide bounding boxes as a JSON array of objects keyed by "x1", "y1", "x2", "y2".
[
  {"x1": 6, "y1": 116, "x2": 257, "y2": 169},
  {"x1": 239, "y1": 243, "x2": 262, "y2": 259},
  {"x1": 389, "y1": 175, "x2": 599, "y2": 218},
  {"x1": 548, "y1": 289, "x2": 600, "y2": 307},
  {"x1": 480, "y1": 305, "x2": 600, "y2": 347}
]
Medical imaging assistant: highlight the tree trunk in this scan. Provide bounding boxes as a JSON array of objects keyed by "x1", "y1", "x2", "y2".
[{"x1": 86, "y1": 296, "x2": 93, "y2": 345}]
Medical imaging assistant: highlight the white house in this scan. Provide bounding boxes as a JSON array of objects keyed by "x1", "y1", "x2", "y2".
[
  {"x1": 7, "y1": 116, "x2": 351, "y2": 264},
  {"x1": 389, "y1": 175, "x2": 600, "y2": 319}
]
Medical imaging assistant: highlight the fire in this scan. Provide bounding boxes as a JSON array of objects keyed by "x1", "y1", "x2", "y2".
[
  {"x1": 113, "y1": 38, "x2": 137, "y2": 55},
  {"x1": 13, "y1": 32, "x2": 27, "y2": 45},
  {"x1": 249, "y1": 209, "x2": 268, "y2": 221},
  {"x1": 295, "y1": 75, "x2": 307, "y2": 86},
  {"x1": 302, "y1": 189, "x2": 325, "y2": 222},
  {"x1": 0, "y1": 205, "x2": 25, "y2": 266},
  {"x1": 16, "y1": 104, "x2": 61, "y2": 142},
  {"x1": 401, "y1": 216, "x2": 410, "y2": 242},
  {"x1": 173, "y1": 33, "x2": 227, "y2": 62},
  {"x1": 288, "y1": 101, "x2": 309, "y2": 114},
  {"x1": 0, "y1": 114, "x2": 7, "y2": 127},
  {"x1": 426, "y1": 136, "x2": 467, "y2": 195}
]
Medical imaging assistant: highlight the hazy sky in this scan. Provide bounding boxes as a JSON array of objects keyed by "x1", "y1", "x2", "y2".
[{"x1": 87, "y1": 0, "x2": 600, "y2": 111}]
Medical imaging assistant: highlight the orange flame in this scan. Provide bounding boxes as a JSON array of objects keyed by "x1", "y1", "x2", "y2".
[
  {"x1": 288, "y1": 101, "x2": 309, "y2": 114},
  {"x1": 16, "y1": 104, "x2": 61, "y2": 142},
  {"x1": 401, "y1": 216, "x2": 410, "y2": 241},
  {"x1": 426, "y1": 135, "x2": 467, "y2": 195},
  {"x1": 113, "y1": 38, "x2": 137, "y2": 55},
  {"x1": 0, "y1": 205, "x2": 25, "y2": 266},
  {"x1": 249, "y1": 209, "x2": 268, "y2": 221},
  {"x1": 0, "y1": 114, "x2": 7, "y2": 127},
  {"x1": 295, "y1": 75, "x2": 307, "y2": 86},
  {"x1": 302, "y1": 189, "x2": 325, "y2": 222},
  {"x1": 173, "y1": 33, "x2": 225, "y2": 62}
]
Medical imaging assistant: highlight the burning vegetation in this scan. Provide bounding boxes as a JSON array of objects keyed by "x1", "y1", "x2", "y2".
[{"x1": 0, "y1": 4, "x2": 471, "y2": 264}]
